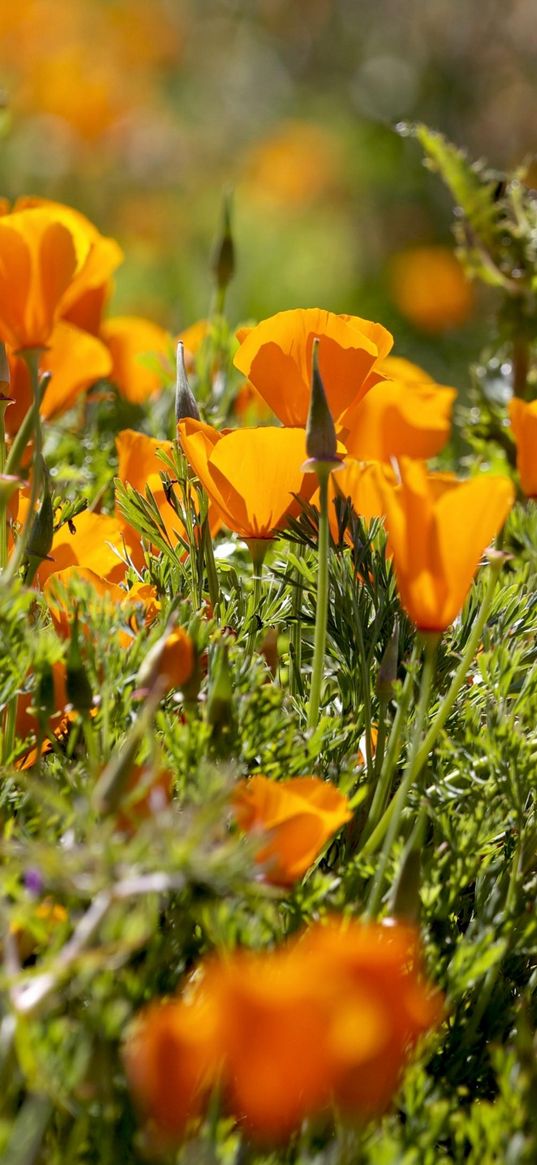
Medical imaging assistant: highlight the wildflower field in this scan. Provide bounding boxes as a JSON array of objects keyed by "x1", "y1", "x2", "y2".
[{"x1": 1, "y1": 7, "x2": 537, "y2": 1159}]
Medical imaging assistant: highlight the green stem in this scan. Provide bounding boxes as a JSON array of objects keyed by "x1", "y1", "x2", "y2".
[
  {"x1": 203, "y1": 518, "x2": 220, "y2": 615},
  {"x1": 307, "y1": 468, "x2": 330, "y2": 730},
  {"x1": 366, "y1": 634, "x2": 438, "y2": 918},
  {"x1": 289, "y1": 542, "x2": 305, "y2": 699},
  {"x1": 413, "y1": 556, "x2": 503, "y2": 777},
  {"x1": 362, "y1": 653, "x2": 417, "y2": 845},
  {"x1": 246, "y1": 565, "x2": 263, "y2": 655}
]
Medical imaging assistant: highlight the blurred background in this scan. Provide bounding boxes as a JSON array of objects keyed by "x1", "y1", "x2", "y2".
[{"x1": 1, "y1": 0, "x2": 536, "y2": 383}]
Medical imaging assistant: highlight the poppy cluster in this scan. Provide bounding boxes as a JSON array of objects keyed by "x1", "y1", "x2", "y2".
[{"x1": 124, "y1": 917, "x2": 442, "y2": 1145}]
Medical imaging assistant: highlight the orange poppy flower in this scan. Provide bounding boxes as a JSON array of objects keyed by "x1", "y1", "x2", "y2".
[
  {"x1": 509, "y1": 398, "x2": 537, "y2": 497},
  {"x1": 297, "y1": 918, "x2": 443, "y2": 1119},
  {"x1": 389, "y1": 245, "x2": 474, "y2": 332},
  {"x1": 101, "y1": 316, "x2": 172, "y2": 403},
  {"x1": 178, "y1": 419, "x2": 316, "y2": 540},
  {"x1": 13, "y1": 197, "x2": 123, "y2": 335},
  {"x1": 116, "y1": 428, "x2": 196, "y2": 549},
  {"x1": 35, "y1": 509, "x2": 144, "y2": 588},
  {"x1": 5, "y1": 322, "x2": 112, "y2": 434},
  {"x1": 233, "y1": 308, "x2": 393, "y2": 429},
  {"x1": 0, "y1": 208, "x2": 79, "y2": 350},
  {"x1": 342, "y1": 378, "x2": 456, "y2": 462},
  {"x1": 373, "y1": 459, "x2": 514, "y2": 631},
  {"x1": 326, "y1": 458, "x2": 396, "y2": 546},
  {"x1": 125, "y1": 917, "x2": 441, "y2": 1144},
  {"x1": 232, "y1": 774, "x2": 352, "y2": 885},
  {"x1": 124, "y1": 995, "x2": 220, "y2": 1145}
]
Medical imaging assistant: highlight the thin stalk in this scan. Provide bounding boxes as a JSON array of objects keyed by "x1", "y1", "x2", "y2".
[
  {"x1": 413, "y1": 556, "x2": 503, "y2": 776},
  {"x1": 289, "y1": 541, "x2": 305, "y2": 699},
  {"x1": 362, "y1": 653, "x2": 417, "y2": 844},
  {"x1": 307, "y1": 467, "x2": 330, "y2": 729},
  {"x1": 203, "y1": 518, "x2": 220, "y2": 614},
  {"x1": 366, "y1": 635, "x2": 438, "y2": 918},
  {"x1": 246, "y1": 566, "x2": 263, "y2": 655}
]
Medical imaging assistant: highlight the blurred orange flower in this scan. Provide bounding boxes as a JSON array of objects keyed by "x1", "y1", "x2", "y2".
[
  {"x1": 101, "y1": 317, "x2": 171, "y2": 403},
  {"x1": 0, "y1": 208, "x2": 78, "y2": 350},
  {"x1": 232, "y1": 774, "x2": 352, "y2": 885},
  {"x1": 233, "y1": 308, "x2": 393, "y2": 429},
  {"x1": 5, "y1": 322, "x2": 112, "y2": 434},
  {"x1": 178, "y1": 419, "x2": 316, "y2": 540},
  {"x1": 125, "y1": 918, "x2": 441, "y2": 1144},
  {"x1": 124, "y1": 996, "x2": 220, "y2": 1145},
  {"x1": 327, "y1": 459, "x2": 396, "y2": 545},
  {"x1": 389, "y1": 245, "x2": 474, "y2": 333},
  {"x1": 509, "y1": 398, "x2": 537, "y2": 497},
  {"x1": 374, "y1": 459, "x2": 514, "y2": 631}
]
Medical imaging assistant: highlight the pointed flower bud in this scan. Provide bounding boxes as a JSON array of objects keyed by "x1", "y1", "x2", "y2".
[
  {"x1": 304, "y1": 339, "x2": 343, "y2": 473},
  {"x1": 175, "y1": 341, "x2": 200, "y2": 424},
  {"x1": 211, "y1": 190, "x2": 235, "y2": 294}
]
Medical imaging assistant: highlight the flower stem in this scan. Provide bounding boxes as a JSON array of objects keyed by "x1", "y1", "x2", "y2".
[
  {"x1": 362, "y1": 650, "x2": 417, "y2": 845},
  {"x1": 366, "y1": 634, "x2": 438, "y2": 918},
  {"x1": 289, "y1": 541, "x2": 305, "y2": 699},
  {"x1": 307, "y1": 467, "x2": 330, "y2": 729}
]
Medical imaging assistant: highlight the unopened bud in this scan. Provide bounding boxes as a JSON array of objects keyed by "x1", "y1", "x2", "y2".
[
  {"x1": 304, "y1": 339, "x2": 341, "y2": 471},
  {"x1": 137, "y1": 625, "x2": 195, "y2": 695},
  {"x1": 175, "y1": 341, "x2": 200, "y2": 424},
  {"x1": 211, "y1": 190, "x2": 235, "y2": 294}
]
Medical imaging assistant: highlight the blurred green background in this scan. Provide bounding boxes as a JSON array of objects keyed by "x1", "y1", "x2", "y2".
[{"x1": 1, "y1": 0, "x2": 536, "y2": 384}]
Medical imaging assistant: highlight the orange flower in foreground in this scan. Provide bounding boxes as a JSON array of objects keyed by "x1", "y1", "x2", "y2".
[
  {"x1": 374, "y1": 459, "x2": 514, "y2": 631},
  {"x1": 0, "y1": 208, "x2": 78, "y2": 350},
  {"x1": 124, "y1": 996, "x2": 220, "y2": 1145},
  {"x1": 232, "y1": 774, "x2": 352, "y2": 885},
  {"x1": 342, "y1": 378, "x2": 456, "y2": 462},
  {"x1": 178, "y1": 419, "x2": 316, "y2": 540},
  {"x1": 509, "y1": 398, "x2": 537, "y2": 497},
  {"x1": 125, "y1": 918, "x2": 441, "y2": 1144},
  {"x1": 233, "y1": 308, "x2": 393, "y2": 428}
]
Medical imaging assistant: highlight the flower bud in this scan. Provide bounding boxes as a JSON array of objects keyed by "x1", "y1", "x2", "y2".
[
  {"x1": 376, "y1": 622, "x2": 399, "y2": 700},
  {"x1": 304, "y1": 339, "x2": 341, "y2": 471},
  {"x1": 175, "y1": 341, "x2": 200, "y2": 424},
  {"x1": 211, "y1": 190, "x2": 235, "y2": 294}
]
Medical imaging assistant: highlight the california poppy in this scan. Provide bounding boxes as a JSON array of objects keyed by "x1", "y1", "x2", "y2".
[
  {"x1": 101, "y1": 316, "x2": 171, "y2": 403},
  {"x1": 14, "y1": 196, "x2": 123, "y2": 335},
  {"x1": 373, "y1": 459, "x2": 514, "y2": 631},
  {"x1": 0, "y1": 208, "x2": 79, "y2": 350},
  {"x1": 5, "y1": 322, "x2": 112, "y2": 435},
  {"x1": 178, "y1": 419, "x2": 316, "y2": 541},
  {"x1": 342, "y1": 378, "x2": 456, "y2": 462},
  {"x1": 232, "y1": 774, "x2": 352, "y2": 884},
  {"x1": 233, "y1": 308, "x2": 393, "y2": 429},
  {"x1": 509, "y1": 398, "x2": 537, "y2": 497},
  {"x1": 389, "y1": 245, "x2": 474, "y2": 332},
  {"x1": 35, "y1": 509, "x2": 144, "y2": 587}
]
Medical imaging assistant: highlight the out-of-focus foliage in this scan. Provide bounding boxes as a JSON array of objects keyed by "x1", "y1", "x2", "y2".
[{"x1": 1, "y1": 0, "x2": 536, "y2": 384}]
